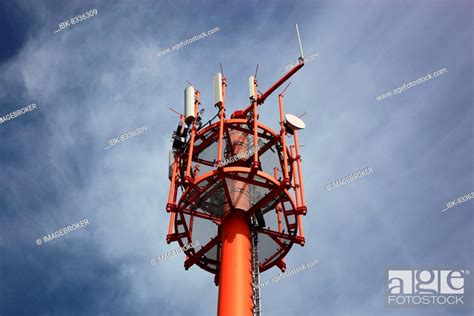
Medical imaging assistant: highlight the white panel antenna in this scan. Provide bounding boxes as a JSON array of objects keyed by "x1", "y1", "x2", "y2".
[
  {"x1": 213, "y1": 73, "x2": 223, "y2": 105},
  {"x1": 248, "y1": 76, "x2": 256, "y2": 100},
  {"x1": 184, "y1": 85, "x2": 195, "y2": 124}
]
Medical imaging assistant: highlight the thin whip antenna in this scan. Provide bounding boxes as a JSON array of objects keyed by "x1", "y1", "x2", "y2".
[
  {"x1": 169, "y1": 107, "x2": 182, "y2": 116},
  {"x1": 298, "y1": 111, "x2": 307, "y2": 118},
  {"x1": 280, "y1": 82, "x2": 292, "y2": 96},
  {"x1": 219, "y1": 63, "x2": 225, "y2": 78},
  {"x1": 186, "y1": 80, "x2": 193, "y2": 87},
  {"x1": 254, "y1": 64, "x2": 259, "y2": 79},
  {"x1": 295, "y1": 24, "x2": 304, "y2": 60}
]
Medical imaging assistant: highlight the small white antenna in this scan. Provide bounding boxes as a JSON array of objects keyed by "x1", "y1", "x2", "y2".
[{"x1": 295, "y1": 24, "x2": 304, "y2": 60}]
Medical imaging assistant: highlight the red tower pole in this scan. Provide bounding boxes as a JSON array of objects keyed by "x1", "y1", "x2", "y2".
[
  {"x1": 217, "y1": 126, "x2": 254, "y2": 316},
  {"x1": 217, "y1": 211, "x2": 253, "y2": 316}
]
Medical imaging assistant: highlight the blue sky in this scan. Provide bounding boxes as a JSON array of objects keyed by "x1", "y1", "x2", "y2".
[{"x1": 0, "y1": 0, "x2": 472, "y2": 315}]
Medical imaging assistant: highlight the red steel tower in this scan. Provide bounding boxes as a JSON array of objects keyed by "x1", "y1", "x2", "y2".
[{"x1": 166, "y1": 25, "x2": 309, "y2": 316}]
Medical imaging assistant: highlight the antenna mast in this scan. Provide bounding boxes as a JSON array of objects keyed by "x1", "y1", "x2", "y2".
[{"x1": 165, "y1": 25, "x2": 310, "y2": 316}]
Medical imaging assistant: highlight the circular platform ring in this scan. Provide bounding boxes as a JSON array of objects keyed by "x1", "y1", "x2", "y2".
[{"x1": 174, "y1": 166, "x2": 299, "y2": 274}]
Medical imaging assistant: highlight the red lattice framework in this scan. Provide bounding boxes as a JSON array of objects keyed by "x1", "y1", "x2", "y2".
[{"x1": 166, "y1": 60, "x2": 308, "y2": 285}]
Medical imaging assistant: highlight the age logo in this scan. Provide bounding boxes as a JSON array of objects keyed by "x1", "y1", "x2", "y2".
[{"x1": 386, "y1": 269, "x2": 472, "y2": 308}]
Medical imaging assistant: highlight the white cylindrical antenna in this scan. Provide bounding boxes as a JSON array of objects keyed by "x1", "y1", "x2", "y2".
[
  {"x1": 213, "y1": 73, "x2": 223, "y2": 105},
  {"x1": 248, "y1": 75, "x2": 256, "y2": 100},
  {"x1": 168, "y1": 150, "x2": 174, "y2": 180},
  {"x1": 184, "y1": 85, "x2": 195, "y2": 124},
  {"x1": 295, "y1": 24, "x2": 304, "y2": 60}
]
